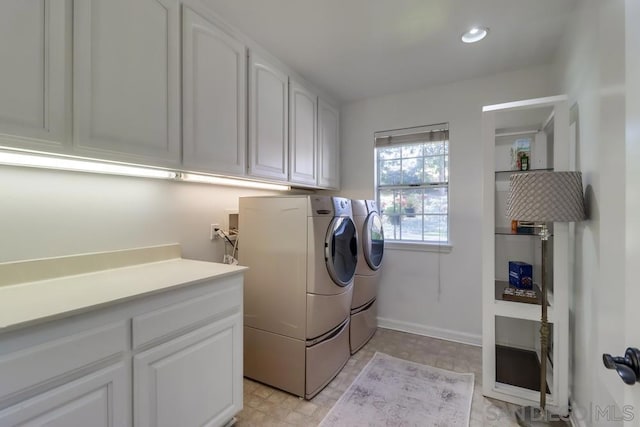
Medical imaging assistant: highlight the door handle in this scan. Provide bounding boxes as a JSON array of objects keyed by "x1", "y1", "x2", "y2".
[{"x1": 603, "y1": 347, "x2": 640, "y2": 385}]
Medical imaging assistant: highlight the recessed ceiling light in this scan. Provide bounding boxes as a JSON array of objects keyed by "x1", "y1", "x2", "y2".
[{"x1": 461, "y1": 26, "x2": 488, "y2": 43}]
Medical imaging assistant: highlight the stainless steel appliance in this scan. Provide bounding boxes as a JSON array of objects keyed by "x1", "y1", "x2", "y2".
[
  {"x1": 240, "y1": 195, "x2": 357, "y2": 398},
  {"x1": 350, "y1": 199, "x2": 384, "y2": 353}
]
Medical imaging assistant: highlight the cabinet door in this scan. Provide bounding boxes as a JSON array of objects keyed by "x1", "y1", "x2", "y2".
[
  {"x1": 0, "y1": 0, "x2": 71, "y2": 150},
  {"x1": 182, "y1": 7, "x2": 246, "y2": 176},
  {"x1": 0, "y1": 362, "x2": 129, "y2": 427},
  {"x1": 318, "y1": 99, "x2": 340, "y2": 189},
  {"x1": 73, "y1": 0, "x2": 180, "y2": 167},
  {"x1": 248, "y1": 52, "x2": 288, "y2": 181},
  {"x1": 134, "y1": 314, "x2": 242, "y2": 427},
  {"x1": 289, "y1": 80, "x2": 317, "y2": 186}
]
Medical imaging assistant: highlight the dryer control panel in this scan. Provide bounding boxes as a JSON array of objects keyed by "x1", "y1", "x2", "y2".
[
  {"x1": 332, "y1": 197, "x2": 353, "y2": 217},
  {"x1": 309, "y1": 196, "x2": 353, "y2": 217},
  {"x1": 365, "y1": 200, "x2": 378, "y2": 214},
  {"x1": 309, "y1": 196, "x2": 334, "y2": 216}
]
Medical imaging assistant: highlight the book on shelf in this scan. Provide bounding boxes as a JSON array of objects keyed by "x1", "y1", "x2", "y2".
[
  {"x1": 515, "y1": 221, "x2": 536, "y2": 234},
  {"x1": 502, "y1": 286, "x2": 540, "y2": 304}
]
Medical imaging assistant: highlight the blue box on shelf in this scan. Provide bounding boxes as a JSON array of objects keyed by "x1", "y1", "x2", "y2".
[{"x1": 509, "y1": 261, "x2": 533, "y2": 289}]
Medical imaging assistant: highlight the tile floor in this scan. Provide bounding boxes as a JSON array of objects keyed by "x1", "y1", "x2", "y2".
[{"x1": 236, "y1": 328, "x2": 521, "y2": 426}]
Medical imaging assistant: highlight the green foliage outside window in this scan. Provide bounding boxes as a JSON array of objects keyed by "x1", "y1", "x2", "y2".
[{"x1": 376, "y1": 139, "x2": 449, "y2": 243}]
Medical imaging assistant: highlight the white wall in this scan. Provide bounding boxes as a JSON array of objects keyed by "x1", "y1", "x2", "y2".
[
  {"x1": 0, "y1": 165, "x2": 277, "y2": 263},
  {"x1": 625, "y1": 0, "x2": 640, "y2": 417},
  {"x1": 340, "y1": 64, "x2": 559, "y2": 344},
  {"x1": 555, "y1": 0, "x2": 627, "y2": 423}
]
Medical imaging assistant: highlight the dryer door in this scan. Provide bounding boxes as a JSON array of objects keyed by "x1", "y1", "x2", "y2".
[
  {"x1": 363, "y1": 212, "x2": 384, "y2": 270},
  {"x1": 325, "y1": 217, "x2": 358, "y2": 286}
]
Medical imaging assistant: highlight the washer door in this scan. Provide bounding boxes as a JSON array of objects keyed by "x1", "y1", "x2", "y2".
[
  {"x1": 325, "y1": 217, "x2": 358, "y2": 286},
  {"x1": 363, "y1": 212, "x2": 384, "y2": 270}
]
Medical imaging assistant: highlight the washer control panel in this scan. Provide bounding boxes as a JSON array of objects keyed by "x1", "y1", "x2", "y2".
[{"x1": 332, "y1": 197, "x2": 353, "y2": 217}]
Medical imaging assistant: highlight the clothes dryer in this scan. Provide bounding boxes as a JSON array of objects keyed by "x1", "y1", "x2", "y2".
[
  {"x1": 350, "y1": 199, "x2": 384, "y2": 353},
  {"x1": 240, "y1": 195, "x2": 357, "y2": 398}
]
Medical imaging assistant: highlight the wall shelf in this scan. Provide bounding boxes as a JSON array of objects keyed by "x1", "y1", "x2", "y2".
[
  {"x1": 496, "y1": 345, "x2": 549, "y2": 393},
  {"x1": 495, "y1": 228, "x2": 538, "y2": 236},
  {"x1": 482, "y1": 95, "x2": 571, "y2": 412},
  {"x1": 494, "y1": 280, "x2": 542, "y2": 305},
  {"x1": 495, "y1": 167, "x2": 554, "y2": 175}
]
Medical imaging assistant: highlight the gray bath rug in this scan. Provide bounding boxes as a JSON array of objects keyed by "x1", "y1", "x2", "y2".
[{"x1": 319, "y1": 352, "x2": 474, "y2": 427}]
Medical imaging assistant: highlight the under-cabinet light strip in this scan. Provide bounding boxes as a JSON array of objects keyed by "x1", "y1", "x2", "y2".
[
  {"x1": 0, "y1": 150, "x2": 177, "y2": 179},
  {"x1": 0, "y1": 148, "x2": 291, "y2": 191},
  {"x1": 179, "y1": 172, "x2": 290, "y2": 191}
]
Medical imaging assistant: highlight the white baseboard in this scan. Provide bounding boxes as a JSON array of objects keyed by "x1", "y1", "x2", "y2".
[
  {"x1": 377, "y1": 317, "x2": 482, "y2": 347},
  {"x1": 568, "y1": 399, "x2": 587, "y2": 427}
]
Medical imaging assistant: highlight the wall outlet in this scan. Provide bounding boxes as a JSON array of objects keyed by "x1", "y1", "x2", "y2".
[{"x1": 210, "y1": 224, "x2": 220, "y2": 240}]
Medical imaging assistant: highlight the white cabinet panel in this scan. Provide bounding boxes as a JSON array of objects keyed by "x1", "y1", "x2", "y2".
[
  {"x1": 134, "y1": 314, "x2": 242, "y2": 427},
  {"x1": 318, "y1": 99, "x2": 340, "y2": 189},
  {"x1": 248, "y1": 52, "x2": 289, "y2": 181},
  {"x1": 73, "y1": 0, "x2": 180, "y2": 166},
  {"x1": 0, "y1": 0, "x2": 71, "y2": 148},
  {"x1": 182, "y1": 7, "x2": 246, "y2": 176},
  {"x1": 289, "y1": 80, "x2": 317, "y2": 186},
  {"x1": 0, "y1": 321, "x2": 127, "y2": 400},
  {"x1": 0, "y1": 362, "x2": 129, "y2": 427},
  {"x1": 132, "y1": 276, "x2": 242, "y2": 349}
]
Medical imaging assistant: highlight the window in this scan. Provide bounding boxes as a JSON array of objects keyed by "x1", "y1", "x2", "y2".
[{"x1": 375, "y1": 124, "x2": 449, "y2": 244}]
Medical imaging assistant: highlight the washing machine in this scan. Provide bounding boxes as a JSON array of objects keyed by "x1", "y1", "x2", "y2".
[
  {"x1": 350, "y1": 199, "x2": 384, "y2": 353},
  {"x1": 239, "y1": 195, "x2": 357, "y2": 399}
]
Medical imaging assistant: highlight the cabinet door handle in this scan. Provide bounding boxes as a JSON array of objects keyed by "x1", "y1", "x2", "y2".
[{"x1": 603, "y1": 347, "x2": 640, "y2": 385}]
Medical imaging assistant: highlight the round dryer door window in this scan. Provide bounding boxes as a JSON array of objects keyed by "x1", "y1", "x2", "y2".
[
  {"x1": 325, "y1": 217, "x2": 358, "y2": 286},
  {"x1": 364, "y1": 212, "x2": 384, "y2": 270}
]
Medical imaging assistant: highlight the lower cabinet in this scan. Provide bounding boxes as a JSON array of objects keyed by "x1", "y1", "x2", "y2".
[
  {"x1": 0, "y1": 275, "x2": 243, "y2": 427},
  {"x1": 0, "y1": 362, "x2": 129, "y2": 427},
  {"x1": 134, "y1": 313, "x2": 242, "y2": 427}
]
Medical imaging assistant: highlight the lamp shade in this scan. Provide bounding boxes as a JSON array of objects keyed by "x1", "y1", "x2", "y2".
[{"x1": 507, "y1": 171, "x2": 587, "y2": 222}]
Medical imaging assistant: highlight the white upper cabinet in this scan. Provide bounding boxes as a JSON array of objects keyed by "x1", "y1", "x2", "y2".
[
  {"x1": 318, "y1": 99, "x2": 340, "y2": 189},
  {"x1": 73, "y1": 0, "x2": 181, "y2": 167},
  {"x1": 288, "y1": 80, "x2": 318, "y2": 186},
  {"x1": 0, "y1": 0, "x2": 71, "y2": 150},
  {"x1": 0, "y1": 1, "x2": 338, "y2": 187},
  {"x1": 248, "y1": 52, "x2": 289, "y2": 181},
  {"x1": 182, "y1": 6, "x2": 246, "y2": 176}
]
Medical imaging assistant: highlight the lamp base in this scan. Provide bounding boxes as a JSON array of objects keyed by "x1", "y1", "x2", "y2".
[{"x1": 515, "y1": 406, "x2": 570, "y2": 427}]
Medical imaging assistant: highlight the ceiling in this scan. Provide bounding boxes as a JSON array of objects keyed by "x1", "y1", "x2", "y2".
[{"x1": 203, "y1": 0, "x2": 580, "y2": 104}]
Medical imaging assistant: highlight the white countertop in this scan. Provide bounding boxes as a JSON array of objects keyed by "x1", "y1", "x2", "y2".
[{"x1": 0, "y1": 247, "x2": 247, "y2": 332}]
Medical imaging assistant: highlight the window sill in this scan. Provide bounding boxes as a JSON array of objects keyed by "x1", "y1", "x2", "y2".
[{"x1": 384, "y1": 241, "x2": 453, "y2": 253}]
